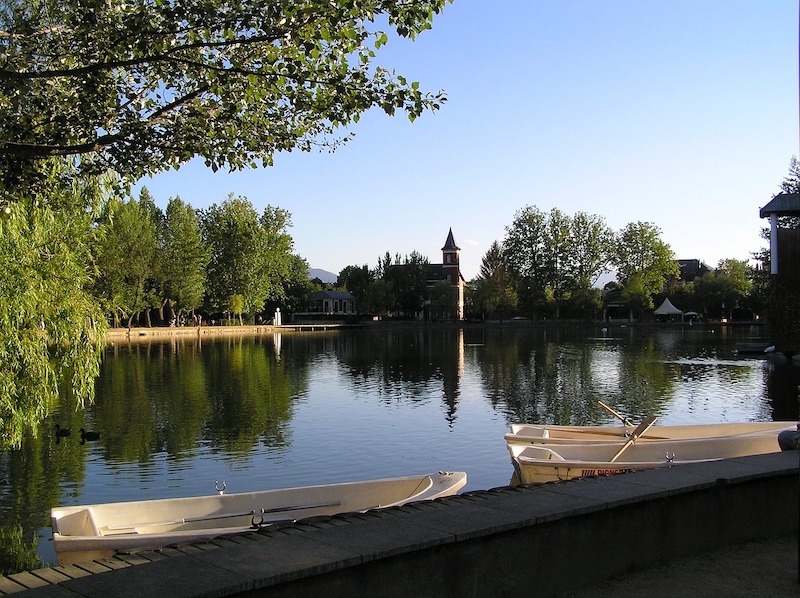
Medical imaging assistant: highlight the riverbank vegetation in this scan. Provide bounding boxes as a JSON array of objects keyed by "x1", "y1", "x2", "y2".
[{"x1": 335, "y1": 207, "x2": 762, "y2": 324}]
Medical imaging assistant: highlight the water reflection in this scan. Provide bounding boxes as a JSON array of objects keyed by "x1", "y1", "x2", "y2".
[
  {"x1": 337, "y1": 328, "x2": 467, "y2": 422},
  {"x1": 0, "y1": 325, "x2": 796, "y2": 574}
]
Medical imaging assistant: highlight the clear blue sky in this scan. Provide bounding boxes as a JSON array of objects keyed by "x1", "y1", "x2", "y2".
[{"x1": 133, "y1": 0, "x2": 799, "y2": 282}]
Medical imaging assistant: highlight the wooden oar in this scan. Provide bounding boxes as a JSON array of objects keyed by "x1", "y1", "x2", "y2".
[
  {"x1": 106, "y1": 500, "x2": 342, "y2": 530},
  {"x1": 261, "y1": 500, "x2": 340, "y2": 515},
  {"x1": 609, "y1": 415, "x2": 658, "y2": 463},
  {"x1": 106, "y1": 510, "x2": 259, "y2": 530},
  {"x1": 598, "y1": 401, "x2": 633, "y2": 426}
]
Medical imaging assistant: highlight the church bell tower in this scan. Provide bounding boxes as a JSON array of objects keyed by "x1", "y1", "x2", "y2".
[{"x1": 442, "y1": 228, "x2": 464, "y2": 319}]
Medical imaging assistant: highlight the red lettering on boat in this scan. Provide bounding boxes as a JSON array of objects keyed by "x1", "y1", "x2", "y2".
[{"x1": 580, "y1": 469, "x2": 622, "y2": 476}]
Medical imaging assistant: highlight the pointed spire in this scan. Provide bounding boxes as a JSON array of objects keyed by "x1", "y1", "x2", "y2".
[{"x1": 442, "y1": 228, "x2": 460, "y2": 251}]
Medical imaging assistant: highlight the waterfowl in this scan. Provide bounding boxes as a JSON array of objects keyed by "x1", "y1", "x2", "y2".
[
  {"x1": 55, "y1": 425, "x2": 71, "y2": 438},
  {"x1": 80, "y1": 429, "x2": 100, "y2": 442}
]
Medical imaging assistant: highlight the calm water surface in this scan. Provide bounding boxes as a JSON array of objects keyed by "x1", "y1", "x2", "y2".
[{"x1": 1, "y1": 325, "x2": 798, "y2": 573}]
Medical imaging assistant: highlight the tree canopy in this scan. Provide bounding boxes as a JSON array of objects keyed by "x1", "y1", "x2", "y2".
[
  {"x1": 502, "y1": 206, "x2": 613, "y2": 318},
  {"x1": 158, "y1": 196, "x2": 209, "y2": 316},
  {"x1": 613, "y1": 221, "x2": 679, "y2": 316},
  {"x1": 201, "y1": 195, "x2": 295, "y2": 317},
  {"x1": 94, "y1": 194, "x2": 160, "y2": 327},
  {"x1": 1, "y1": 0, "x2": 451, "y2": 188}
]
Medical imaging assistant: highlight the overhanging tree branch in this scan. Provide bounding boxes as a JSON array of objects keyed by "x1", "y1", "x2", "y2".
[{"x1": 0, "y1": 134, "x2": 121, "y2": 157}]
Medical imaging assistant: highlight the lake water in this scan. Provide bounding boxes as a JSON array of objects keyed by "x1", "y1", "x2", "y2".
[{"x1": 1, "y1": 324, "x2": 798, "y2": 574}]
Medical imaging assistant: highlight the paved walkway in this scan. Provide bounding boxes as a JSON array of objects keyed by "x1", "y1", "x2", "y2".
[{"x1": 559, "y1": 534, "x2": 799, "y2": 597}]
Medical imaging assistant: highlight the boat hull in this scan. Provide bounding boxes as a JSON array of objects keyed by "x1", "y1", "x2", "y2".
[
  {"x1": 505, "y1": 421, "x2": 797, "y2": 446},
  {"x1": 508, "y1": 433, "x2": 783, "y2": 485},
  {"x1": 51, "y1": 471, "x2": 467, "y2": 565}
]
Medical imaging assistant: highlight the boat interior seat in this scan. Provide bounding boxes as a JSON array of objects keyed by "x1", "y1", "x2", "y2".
[
  {"x1": 55, "y1": 508, "x2": 100, "y2": 537},
  {"x1": 522, "y1": 446, "x2": 565, "y2": 461}
]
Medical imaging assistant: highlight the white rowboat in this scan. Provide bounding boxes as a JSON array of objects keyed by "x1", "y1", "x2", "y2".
[
  {"x1": 51, "y1": 471, "x2": 467, "y2": 566},
  {"x1": 505, "y1": 421, "x2": 797, "y2": 446},
  {"x1": 508, "y1": 433, "x2": 782, "y2": 485}
]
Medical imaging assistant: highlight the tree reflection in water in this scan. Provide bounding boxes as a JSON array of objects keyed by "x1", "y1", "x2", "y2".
[{"x1": 0, "y1": 325, "x2": 793, "y2": 574}]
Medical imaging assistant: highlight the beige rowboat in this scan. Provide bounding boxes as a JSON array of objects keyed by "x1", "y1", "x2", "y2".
[
  {"x1": 508, "y1": 432, "x2": 783, "y2": 485},
  {"x1": 505, "y1": 420, "x2": 798, "y2": 446},
  {"x1": 51, "y1": 471, "x2": 467, "y2": 566}
]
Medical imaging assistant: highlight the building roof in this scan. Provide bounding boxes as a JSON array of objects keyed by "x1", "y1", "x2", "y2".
[
  {"x1": 310, "y1": 290, "x2": 354, "y2": 300},
  {"x1": 441, "y1": 228, "x2": 460, "y2": 251},
  {"x1": 677, "y1": 259, "x2": 713, "y2": 281},
  {"x1": 760, "y1": 192, "x2": 800, "y2": 218},
  {"x1": 427, "y1": 264, "x2": 447, "y2": 282}
]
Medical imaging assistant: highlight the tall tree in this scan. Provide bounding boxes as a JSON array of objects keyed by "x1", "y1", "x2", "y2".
[
  {"x1": 159, "y1": 196, "x2": 209, "y2": 319},
  {"x1": 383, "y1": 251, "x2": 429, "y2": 318},
  {"x1": 690, "y1": 258, "x2": 754, "y2": 320},
  {"x1": 472, "y1": 241, "x2": 517, "y2": 320},
  {"x1": 259, "y1": 205, "x2": 297, "y2": 306},
  {"x1": 362, "y1": 279, "x2": 396, "y2": 316},
  {"x1": 543, "y1": 208, "x2": 573, "y2": 317},
  {"x1": 569, "y1": 212, "x2": 614, "y2": 287},
  {"x1": 564, "y1": 212, "x2": 613, "y2": 320},
  {"x1": 202, "y1": 196, "x2": 265, "y2": 317},
  {"x1": 780, "y1": 155, "x2": 800, "y2": 194},
  {"x1": 277, "y1": 254, "x2": 314, "y2": 315},
  {"x1": 94, "y1": 194, "x2": 159, "y2": 327},
  {"x1": 202, "y1": 196, "x2": 296, "y2": 319},
  {"x1": 478, "y1": 241, "x2": 505, "y2": 280},
  {"x1": 503, "y1": 206, "x2": 549, "y2": 316},
  {"x1": 613, "y1": 222, "x2": 679, "y2": 318},
  {"x1": 338, "y1": 265, "x2": 373, "y2": 304}
]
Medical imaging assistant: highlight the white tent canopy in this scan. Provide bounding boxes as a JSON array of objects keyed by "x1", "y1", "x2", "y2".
[{"x1": 654, "y1": 298, "x2": 683, "y2": 315}]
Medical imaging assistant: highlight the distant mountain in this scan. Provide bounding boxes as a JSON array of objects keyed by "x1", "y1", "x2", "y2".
[{"x1": 308, "y1": 268, "x2": 338, "y2": 283}]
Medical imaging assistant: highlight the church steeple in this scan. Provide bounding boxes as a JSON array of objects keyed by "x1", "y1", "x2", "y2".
[
  {"x1": 442, "y1": 228, "x2": 460, "y2": 253},
  {"x1": 437, "y1": 228, "x2": 464, "y2": 321},
  {"x1": 442, "y1": 228, "x2": 460, "y2": 276}
]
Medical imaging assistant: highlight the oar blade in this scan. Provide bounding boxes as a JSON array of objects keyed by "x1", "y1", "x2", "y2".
[{"x1": 609, "y1": 415, "x2": 658, "y2": 463}]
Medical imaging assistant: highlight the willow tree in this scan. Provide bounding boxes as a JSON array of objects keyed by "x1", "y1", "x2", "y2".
[
  {"x1": 0, "y1": 0, "x2": 452, "y2": 446},
  {"x1": 0, "y1": 161, "x2": 107, "y2": 447}
]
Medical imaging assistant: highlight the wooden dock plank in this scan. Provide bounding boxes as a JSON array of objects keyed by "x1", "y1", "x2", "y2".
[
  {"x1": 95, "y1": 557, "x2": 129, "y2": 570},
  {"x1": 29, "y1": 567, "x2": 72, "y2": 584},
  {"x1": 113, "y1": 553, "x2": 153, "y2": 566},
  {"x1": 0, "y1": 575, "x2": 28, "y2": 595},
  {"x1": 73, "y1": 561, "x2": 112, "y2": 575},
  {"x1": 50, "y1": 564, "x2": 93, "y2": 579},
  {"x1": 6, "y1": 571, "x2": 48, "y2": 590}
]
